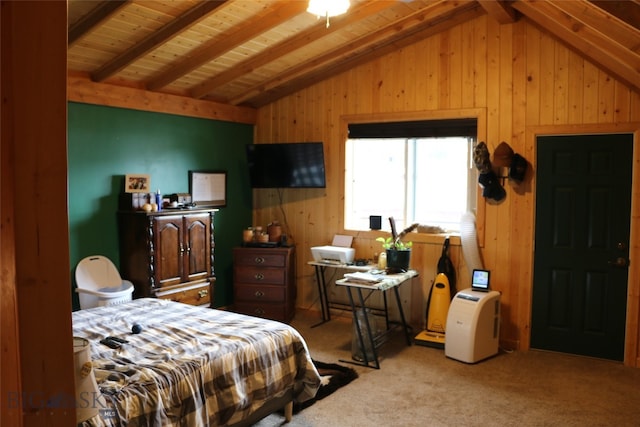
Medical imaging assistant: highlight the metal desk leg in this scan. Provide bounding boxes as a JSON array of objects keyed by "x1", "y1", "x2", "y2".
[
  {"x1": 311, "y1": 265, "x2": 331, "y2": 328},
  {"x1": 382, "y1": 290, "x2": 390, "y2": 330},
  {"x1": 339, "y1": 287, "x2": 380, "y2": 369},
  {"x1": 357, "y1": 287, "x2": 380, "y2": 368},
  {"x1": 393, "y1": 285, "x2": 412, "y2": 346}
]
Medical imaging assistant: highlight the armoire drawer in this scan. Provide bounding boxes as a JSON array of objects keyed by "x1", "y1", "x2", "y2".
[{"x1": 155, "y1": 281, "x2": 211, "y2": 306}]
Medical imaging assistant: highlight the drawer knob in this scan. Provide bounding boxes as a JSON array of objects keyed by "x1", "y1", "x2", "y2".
[
  {"x1": 198, "y1": 289, "x2": 208, "y2": 299},
  {"x1": 254, "y1": 308, "x2": 265, "y2": 315},
  {"x1": 254, "y1": 273, "x2": 265, "y2": 280},
  {"x1": 254, "y1": 256, "x2": 265, "y2": 264},
  {"x1": 255, "y1": 290, "x2": 265, "y2": 298}
]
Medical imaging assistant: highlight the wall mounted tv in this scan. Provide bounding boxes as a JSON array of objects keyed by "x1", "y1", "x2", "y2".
[{"x1": 246, "y1": 142, "x2": 326, "y2": 188}]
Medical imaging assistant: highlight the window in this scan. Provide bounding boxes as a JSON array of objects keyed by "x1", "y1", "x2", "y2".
[{"x1": 344, "y1": 119, "x2": 478, "y2": 233}]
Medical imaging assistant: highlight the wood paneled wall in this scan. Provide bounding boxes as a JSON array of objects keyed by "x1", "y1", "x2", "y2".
[{"x1": 253, "y1": 16, "x2": 640, "y2": 365}]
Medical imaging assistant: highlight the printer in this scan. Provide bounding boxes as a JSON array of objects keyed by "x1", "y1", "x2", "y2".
[{"x1": 310, "y1": 235, "x2": 355, "y2": 264}]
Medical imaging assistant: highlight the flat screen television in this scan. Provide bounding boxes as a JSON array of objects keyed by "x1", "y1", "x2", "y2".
[{"x1": 246, "y1": 142, "x2": 326, "y2": 188}]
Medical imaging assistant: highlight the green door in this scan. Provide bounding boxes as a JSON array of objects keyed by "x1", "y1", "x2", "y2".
[{"x1": 531, "y1": 134, "x2": 633, "y2": 361}]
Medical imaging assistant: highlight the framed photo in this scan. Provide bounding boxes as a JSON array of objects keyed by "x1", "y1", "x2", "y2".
[
  {"x1": 189, "y1": 170, "x2": 226, "y2": 207},
  {"x1": 125, "y1": 174, "x2": 151, "y2": 193}
]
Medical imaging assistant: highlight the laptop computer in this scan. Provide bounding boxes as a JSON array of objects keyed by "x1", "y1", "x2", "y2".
[{"x1": 471, "y1": 269, "x2": 490, "y2": 292}]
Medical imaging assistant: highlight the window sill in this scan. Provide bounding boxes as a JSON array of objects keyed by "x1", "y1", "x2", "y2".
[{"x1": 341, "y1": 229, "x2": 461, "y2": 246}]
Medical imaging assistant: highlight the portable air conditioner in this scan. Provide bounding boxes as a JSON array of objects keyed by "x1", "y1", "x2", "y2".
[{"x1": 445, "y1": 289, "x2": 501, "y2": 363}]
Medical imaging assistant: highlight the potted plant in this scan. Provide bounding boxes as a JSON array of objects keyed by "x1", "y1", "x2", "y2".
[{"x1": 376, "y1": 218, "x2": 419, "y2": 273}]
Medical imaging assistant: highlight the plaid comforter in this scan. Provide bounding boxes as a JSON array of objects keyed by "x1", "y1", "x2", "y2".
[{"x1": 72, "y1": 298, "x2": 320, "y2": 426}]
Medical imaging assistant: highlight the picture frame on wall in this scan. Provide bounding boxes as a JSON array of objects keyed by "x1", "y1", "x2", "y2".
[
  {"x1": 125, "y1": 174, "x2": 151, "y2": 193},
  {"x1": 189, "y1": 170, "x2": 227, "y2": 207}
]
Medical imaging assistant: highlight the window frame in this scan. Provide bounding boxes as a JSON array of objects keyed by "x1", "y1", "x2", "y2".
[
  {"x1": 345, "y1": 136, "x2": 477, "y2": 232},
  {"x1": 338, "y1": 109, "x2": 487, "y2": 247}
]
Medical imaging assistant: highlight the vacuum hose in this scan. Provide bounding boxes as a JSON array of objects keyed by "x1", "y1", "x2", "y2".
[{"x1": 460, "y1": 211, "x2": 484, "y2": 275}]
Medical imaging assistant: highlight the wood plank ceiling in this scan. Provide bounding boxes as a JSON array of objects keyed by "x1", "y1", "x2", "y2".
[{"x1": 67, "y1": 0, "x2": 640, "y2": 109}]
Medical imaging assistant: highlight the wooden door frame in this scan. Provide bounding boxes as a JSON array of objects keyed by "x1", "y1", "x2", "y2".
[
  {"x1": 1, "y1": 2, "x2": 74, "y2": 425},
  {"x1": 523, "y1": 123, "x2": 640, "y2": 367}
]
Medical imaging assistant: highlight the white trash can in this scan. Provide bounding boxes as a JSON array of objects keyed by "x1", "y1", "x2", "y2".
[{"x1": 74, "y1": 337, "x2": 106, "y2": 423}]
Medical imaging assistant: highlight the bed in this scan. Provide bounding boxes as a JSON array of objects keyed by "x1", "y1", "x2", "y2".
[{"x1": 72, "y1": 298, "x2": 321, "y2": 426}]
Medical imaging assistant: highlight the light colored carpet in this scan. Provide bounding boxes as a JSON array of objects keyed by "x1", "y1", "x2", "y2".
[{"x1": 255, "y1": 309, "x2": 640, "y2": 427}]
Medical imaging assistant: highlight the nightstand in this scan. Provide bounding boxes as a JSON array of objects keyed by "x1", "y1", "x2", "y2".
[{"x1": 233, "y1": 246, "x2": 296, "y2": 322}]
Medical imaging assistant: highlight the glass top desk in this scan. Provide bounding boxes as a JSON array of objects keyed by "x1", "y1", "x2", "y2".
[{"x1": 336, "y1": 270, "x2": 417, "y2": 369}]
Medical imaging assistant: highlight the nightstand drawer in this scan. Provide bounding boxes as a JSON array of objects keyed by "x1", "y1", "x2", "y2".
[
  {"x1": 234, "y1": 302, "x2": 289, "y2": 322},
  {"x1": 235, "y1": 284, "x2": 286, "y2": 302},
  {"x1": 234, "y1": 251, "x2": 287, "y2": 268},
  {"x1": 234, "y1": 267, "x2": 285, "y2": 285}
]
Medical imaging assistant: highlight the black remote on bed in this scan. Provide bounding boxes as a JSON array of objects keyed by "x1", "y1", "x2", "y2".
[
  {"x1": 107, "y1": 336, "x2": 129, "y2": 344},
  {"x1": 100, "y1": 338, "x2": 121, "y2": 349}
]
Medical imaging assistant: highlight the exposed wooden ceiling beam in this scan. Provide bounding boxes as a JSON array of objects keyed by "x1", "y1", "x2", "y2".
[
  {"x1": 68, "y1": 73, "x2": 256, "y2": 124},
  {"x1": 512, "y1": 0, "x2": 640, "y2": 92},
  {"x1": 190, "y1": 0, "x2": 397, "y2": 99},
  {"x1": 68, "y1": 0, "x2": 130, "y2": 47},
  {"x1": 236, "y1": 2, "x2": 483, "y2": 107},
  {"x1": 590, "y1": 0, "x2": 640, "y2": 31},
  {"x1": 477, "y1": 0, "x2": 518, "y2": 24},
  {"x1": 555, "y1": 0, "x2": 640, "y2": 54},
  {"x1": 91, "y1": 1, "x2": 228, "y2": 82},
  {"x1": 146, "y1": 1, "x2": 308, "y2": 91}
]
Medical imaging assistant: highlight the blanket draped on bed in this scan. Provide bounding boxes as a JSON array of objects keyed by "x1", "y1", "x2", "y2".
[{"x1": 72, "y1": 298, "x2": 321, "y2": 427}]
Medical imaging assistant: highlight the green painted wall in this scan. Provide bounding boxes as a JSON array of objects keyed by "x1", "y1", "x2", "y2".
[{"x1": 68, "y1": 102, "x2": 253, "y2": 310}]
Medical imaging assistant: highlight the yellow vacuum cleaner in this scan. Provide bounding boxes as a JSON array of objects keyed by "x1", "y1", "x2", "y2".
[
  {"x1": 414, "y1": 237, "x2": 456, "y2": 348},
  {"x1": 414, "y1": 273, "x2": 451, "y2": 348}
]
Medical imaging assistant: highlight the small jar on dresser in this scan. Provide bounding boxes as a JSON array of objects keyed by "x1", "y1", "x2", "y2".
[{"x1": 233, "y1": 246, "x2": 296, "y2": 322}]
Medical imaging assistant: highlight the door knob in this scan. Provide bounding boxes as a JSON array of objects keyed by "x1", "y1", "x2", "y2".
[{"x1": 608, "y1": 257, "x2": 629, "y2": 268}]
